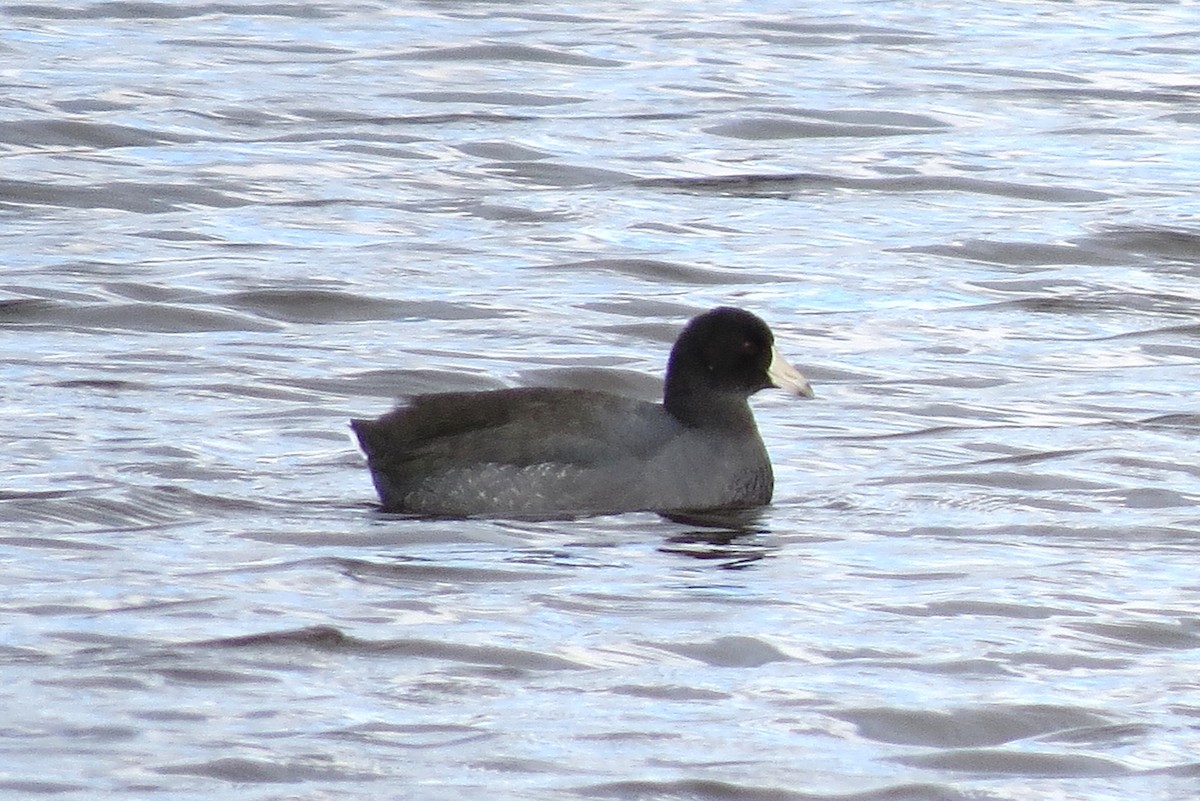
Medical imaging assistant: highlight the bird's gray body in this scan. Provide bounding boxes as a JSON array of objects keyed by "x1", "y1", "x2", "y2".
[{"x1": 351, "y1": 387, "x2": 772, "y2": 518}]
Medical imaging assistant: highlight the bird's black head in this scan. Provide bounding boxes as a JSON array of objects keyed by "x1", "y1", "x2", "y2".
[{"x1": 664, "y1": 307, "x2": 812, "y2": 427}]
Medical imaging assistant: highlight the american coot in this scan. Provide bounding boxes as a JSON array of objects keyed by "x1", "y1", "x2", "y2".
[{"x1": 351, "y1": 306, "x2": 813, "y2": 518}]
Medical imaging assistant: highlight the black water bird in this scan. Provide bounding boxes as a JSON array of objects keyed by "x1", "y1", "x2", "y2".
[{"x1": 351, "y1": 307, "x2": 813, "y2": 518}]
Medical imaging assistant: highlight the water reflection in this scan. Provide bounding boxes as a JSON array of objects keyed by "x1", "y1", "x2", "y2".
[
  {"x1": 659, "y1": 508, "x2": 775, "y2": 567},
  {"x1": 661, "y1": 507, "x2": 769, "y2": 532}
]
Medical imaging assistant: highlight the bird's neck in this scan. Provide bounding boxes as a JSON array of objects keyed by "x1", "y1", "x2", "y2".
[{"x1": 664, "y1": 373, "x2": 756, "y2": 431}]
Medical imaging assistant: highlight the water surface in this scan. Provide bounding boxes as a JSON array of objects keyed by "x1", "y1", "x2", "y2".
[{"x1": 3, "y1": 1, "x2": 1200, "y2": 799}]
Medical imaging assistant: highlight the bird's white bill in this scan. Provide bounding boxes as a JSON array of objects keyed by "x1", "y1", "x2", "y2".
[{"x1": 767, "y1": 347, "x2": 815, "y2": 398}]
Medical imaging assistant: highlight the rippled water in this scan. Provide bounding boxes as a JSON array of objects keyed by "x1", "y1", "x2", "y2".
[{"x1": 4, "y1": 1, "x2": 1200, "y2": 798}]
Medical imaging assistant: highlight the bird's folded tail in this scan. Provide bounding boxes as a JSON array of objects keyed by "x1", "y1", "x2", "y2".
[{"x1": 349, "y1": 418, "x2": 381, "y2": 459}]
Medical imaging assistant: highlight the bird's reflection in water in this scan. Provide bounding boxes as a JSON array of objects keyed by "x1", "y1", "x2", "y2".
[{"x1": 658, "y1": 508, "x2": 776, "y2": 568}]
